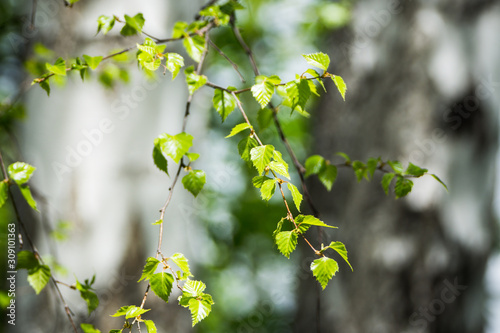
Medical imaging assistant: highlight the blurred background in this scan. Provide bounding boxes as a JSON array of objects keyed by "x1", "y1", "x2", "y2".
[{"x1": 1, "y1": 0, "x2": 499, "y2": 332}]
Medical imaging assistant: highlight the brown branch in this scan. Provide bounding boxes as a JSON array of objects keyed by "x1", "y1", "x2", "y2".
[{"x1": 208, "y1": 39, "x2": 246, "y2": 83}]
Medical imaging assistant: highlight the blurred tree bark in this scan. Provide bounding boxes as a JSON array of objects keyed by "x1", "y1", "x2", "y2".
[{"x1": 296, "y1": 0, "x2": 499, "y2": 332}]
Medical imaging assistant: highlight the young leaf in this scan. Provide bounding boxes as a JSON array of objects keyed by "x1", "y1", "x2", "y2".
[
  {"x1": 251, "y1": 76, "x2": 276, "y2": 108},
  {"x1": 405, "y1": 162, "x2": 428, "y2": 177},
  {"x1": 431, "y1": 173, "x2": 448, "y2": 191},
  {"x1": 80, "y1": 323, "x2": 101, "y2": 333},
  {"x1": 287, "y1": 183, "x2": 303, "y2": 212},
  {"x1": 183, "y1": 35, "x2": 206, "y2": 62},
  {"x1": 252, "y1": 176, "x2": 272, "y2": 188},
  {"x1": 0, "y1": 181, "x2": 8, "y2": 208},
  {"x1": 97, "y1": 15, "x2": 115, "y2": 35},
  {"x1": 366, "y1": 157, "x2": 380, "y2": 179},
  {"x1": 184, "y1": 66, "x2": 207, "y2": 95},
  {"x1": 158, "y1": 132, "x2": 193, "y2": 163},
  {"x1": 46, "y1": 58, "x2": 66, "y2": 76},
  {"x1": 238, "y1": 137, "x2": 258, "y2": 163},
  {"x1": 387, "y1": 160, "x2": 404, "y2": 174},
  {"x1": 40, "y1": 80, "x2": 50, "y2": 96},
  {"x1": 19, "y1": 185, "x2": 38, "y2": 211},
  {"x1": 152, "y1": 139, "x2": 168, "y2": 175},
  {"x1": 144, "y1": 320, "x2": 157, "y2": 333},
  {"x1": 311, "y1": 257, "x2": 339, "y2": 289},
  {"x1": 381, "y1": 173, "x2": 395, "y2": 195},
  {"x1": 178, "y1": 280, "x2": 214, "y2": 326},
  {"x1": 352, "y1": 160, "x2": 367, "y2": 182},
  {"x1": 318, "y1": 164, "x2": 337, "y2": 191},
  {"x1": 182, "y1": 170, "x2": 206, "y2": 197},
  {"x1": 120, "y1": 13, "x2": 145, "y2": 36},
  {"x1": 260, "y1": 178, "x2": 276, "y2": 201},
  {"x1": 336, "y1": 152, "x2": 351, "y2": 163},
  {"x1": 186, "y1": 152, "x2": 200, "y2": 162},
  {"x1": 305, "y1": 68, "x2": 326, "y2": 91},
  {"x1": 27, "y1": 264, "x2": 51, "y2": 294},
  {"x1": 76, "y1": 279, "x2": 99, "y2": 315},
  {"x1": 213, "y1": 89, "x2": 236, "y2": 122},
  {"x1": 304, "y1": 155, "x2": 326, "y2": 177},
  {"x1": 327, "y1": 241, "x2": 353, "y2": 271},
  {"x1": 8, "y1": 162, "x2": 36, "y2": 185},
  {"x1": 165, "y1": 53, "x2": 184, "y2": 79},
  {"x1": 269, "y1": 150, "x2": 290, "y2": 179},
  {"x1": 170, "y1": 253, "x2": 192, "y2": 277},
  {"x1": 295, "y1": 215, "x2": 337, "y2": 229},
  {"x1": 250, "y1": 145, "x2": 275, "y2": 175},
  {"x1": 275, "y1": 231, "x2": 298, "y2": 258},
  {"x1": 125, "y1": 306, "x2": 150, "y2": 319},
  {"x1": 83, "y1": 55, "x2": 103, "y2": 70},
  {"x1": 111, "y1": 305, "x2": 135, "y2": 317},
  {"x1": 16, "y1": 250, "x2": 39, "y2": 270},
  {"x1": 225, "y1": 123, "x2": 252, "y2": 138},
  {"x1": 138, "y1": 257, "x2": 160, "y2": 282},
  {"x1": 285, "y1": 79, "x2": 311, "y2": 112},
  {"x1": 272, "y1": 217, "x2": 285, "y2": 241},
  {"x1": 303, "y1": 52, "x2": 330, "y2": 71},
  {"x1": 394, "y1": 176, "x2": 413, "y2": 198},
  {"x1": 332, "y1": 75, "x2": 347, "y2": 101},
  {"x1": 150, "y1": 272, "x2": 174, "y2": 303}
]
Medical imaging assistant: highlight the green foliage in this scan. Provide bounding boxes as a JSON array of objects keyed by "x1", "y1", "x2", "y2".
[
  {"x1": 143, "y1": 320, "x2": 157, "y2": 333},
  {"x1": 165, "y1": 53, "x2": 184, "y2": 79},
  {"x1": 304, "y1": 155, "x2": 337, "y2": 191},
  {"x1": 250, "y1": 145, "x2": 275, "y2": 175},
  {"x1": 303, "y1": 52, "x2": 330, "y2": 71},
  {"x1": 296, "y1": 214, "x2": 337, "y2": 229},
  {"x1": 137, "y1": 38, "x2": 165, "y2": 71},
  {"x1": 138, "y1": 257, "x2": 160, "y2": 282},
  {"x1": 394, "y1": 176, "x2": 413, "y2": 199},
  {"x1": 8, "y1": 161, "x2": 36, "y2": 185},
  {"x1": 121, "y1": 13, "x2": 145, "y2": 36},
  {"x1": 199, "y1": 5, "x2": 231, "y2": 26},
  {"x1": 226, "y1": 123, "x2": 252, "y2": 138},
  {"x1": 251, "y1": 75, "x2": 280, "y2": 108},
  {"x1": 285, "y1": 79, "x2": 311, "y2": 113},
  {"x1": 332, "y1": 75, "x2": 347, "y2": 101},
  {"x1": 157, "y1": 132, "x2": 193, "y2": 164},
  {"x1": 311, "y1": 257, "x2": 338, "y2": 289},
  {"x1": 150, "y1": 272, "x2": 174, "y2": 303},
  {"x1": 27, "y1": 264, "x2": 51, "y2": 294},
  {"x1": 178, "y1": 280, "x2": 214, "y2": 326},
  {"x1": 83, "y1": 55, "x2": 103, "y2": 70},
  {"x1": 275, "y1": 230, "x2": 298, "y2": 258},
  {"x1": 325, "y1": 241, "x2": 353, "y2": 271},
  {"x1": 269, "y1": 150, "x2": 290, "y2": 179},
  {"x1": 80, "y1": 323, "x2": 101, "y2": 333},
  {"x1": 185, "y1": 66, "x2": 207, "y2": 95},
  {"x1": 111, "y1": 305, "x2": 150, "y2": 319},
  {"x1": 287, "y1": 183, "x2": 303, "y2": 212},
  {"x1": 183, "y1": 35, "x2": 206, "y2": 62},
  {"x1": 182, "y1": 170, "x2": 206, "y2": 197},
  {"x1": 213, "y1": 89, "x2": 237, "y2": 122},
  {"x1": 381, "y1": 173, "x2": 395, "y2": 195},
  {"x1": 152, "y1": 138, "x2": 168, "y2": 175},
  {"x1": 405, "y1": 162, "x2": 428, "y2": 177},
  {"x1": 238, "y1": 136, "x2": 259, "y2": 163},
  {"x1": 259, "y1": 178, "x2": 276, "y2": 201},
  {"x1": 76, "y1": 277, "x2": 99, "y2": 315},
  {"x1": 170, "y1": 253, "x2": 192, "y2": 278},
  {"x1": 0, "y1": 181, "x2": 8, "y2": 208},
  {"x1": 46, "y1": 57, "x2": 67, "y2": 76},
  {"x1": 96, "y1": 15, "x2": 115, "y2": 35}
]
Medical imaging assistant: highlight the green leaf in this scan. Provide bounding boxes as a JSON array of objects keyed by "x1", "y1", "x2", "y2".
[
  {"x1": 182, "y1": 170, "x2": 206, "y2": 197},
  {"x1": 120, "y1": 13, "x2": 145, "y2": 36},
  {"x1": 303, "y1": 52, "x2": 330, "y2": 71},
  {"x1": 352, "y1": 160, "x2": 367, "y2": 182},
  {"x1": 295, "y1": 215, "x2": 337, "y2": 229},
  {"x1": 150, "y1": 272, "x2": 174, "y2": 303},
  {"x1": 184, "y1": 66, "x2": 207, "y2": 95},
  {"x1": 405, "y1": 163, "x2": 428, "y2": 177},
  {"x1": 394, "y1": 176, "x2": 413, "y2": 198},
  {"x1": 285, "y1": 79, "x2": 311, "y2": 112},
  {"x1": 83, "y1": 55, "x2": 103, "y2": 70},
  {"x1": 381, "y1": 173, "x2": 395, "y2": 195},
  {"x1": 158, "y1": 132, "x2": 193, "y2": 164},
  {"x1": 138, "y1": 257, "x2": 160, "y2": 282},
  {"x1": 19, "y1": 184, "x2": 38, "y2": 211},
  {"x1": 125, "y1": 306, "x2": 150, "y2": 319},
  {"x1": 387, "y1": 160, "x2": 404, "y2": 174},
  {"x1": 252, "y1": 176, "x2": 271, "y2": 188},
  {"x1": 431, "y1": 173, "x2": 448, "y2": 191},
  {"x1": 152, "y1": 219, "x2": 162, "y2": 225},
  {"x1": 0, "y1": 181, "x2": 9, "y2": 208},
  {"x1": 46, "y1": 57, "x2": 66, "y2": 76},
  {"x1": 152, "y1": 139, "x2": 168, "y2": 175},
  {"x1": 16, "y1": 251, "x2": 39, "y2": 270},
  {"x1": 250, "y1": 145, "x2": 275, "y2": 175},
  {"x1": 332, "y1": 75, "x2": 347, "y2": 101},
  {"x1": 8, "y1": 162, "x2": 36, "y2": 185},
  {"x1": 287, "y1": 183, "x2": 302, "y2": 212},
  {"x1": 80, "y1": 323, "x2": 101, "y2": 333},
  {"x1": 275, "y1": 231, "x2": 298, "y2": 258},
  {"x1": 305, "y1": 155, "x2": 326, "y2": 177},
  {"x1": 305, "y1": 68, "x2": 326, "y2": 92},
  {"x1": 327, "y1": 241, "x2": 353, "y2": 271},
  {"x1": 27, "y1": 264, "x2": 51, "y2": 294},
  {"x1": 183, "y1": 35, "x2": 206, "y2": 62},
  {"x1": 251, "y1": 76, "x2": 276, "y2": 108},
  {"x1": 111, "y1": 305, "x2": 134, "y2": 317},
  {"x1": 269, "y1": 150, "x2": 289, "y2": 179},
  {"x1": 238, "y1": 137, "x2": 258, "y2": 163},
  {"x1": 186, "y1": 295, "x2": 213, "y2": 326},
  {"x1": 97, "y1": 15, "x2": 115, "y2": 35},
  {"x1": 311, "y1": 257, "x2": 338, "y2": 289},
  {"x1": 318, "y1": 164, "x2": 337, "y2": 191},
  {"x1": 144, "y1": 320, "x2": 157, "y2": 333},
  {"x1": 336, "y1": 152, "x2": 351, "y2": 163},
  {"x1": 109, "y1": 330, "x2": 122, "y2": 333},
  {"x1": 40, "y1": 80, "x2": 50, "y2": 96},
  {"x1": 165, "y1": 53, "x2": 184, "y2": 80},
  {"x1": 182, "y1": 279, "x2": 206, "y2": 297},
  {"x1": 213, "y1": 89, "x2": 237, "y2": 122},
  {"x1": 76, "y1": 279, "x2": 99, "y2": 315},
  {"x1": 366, "y1": 157, "x2": 380, "y2": 179},
  {"x1": 225, "y1": 123, "x2": 252, "y2": 138},
  {"x1": 186, "y1": 152, "x2": 200, "y2": 162},
  {"x1": 260, "y1": 178, "x2": 276, "y2": 201},
  {"x1": 170, "y1": 253, "x2": 192, "y2": 277},
  {"x1": 272, "y1": 217, "x2": 285, "y2": 241}
]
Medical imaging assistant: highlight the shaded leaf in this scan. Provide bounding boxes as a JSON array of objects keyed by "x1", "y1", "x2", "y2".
[
  {"x1": 213, "y1": 89, "x2": 236, "y2": 122},
  {"x1": 381, "y1": 173, "x2": 395, "y2": 195},
  {"x1": 238, "y1": 137, "x2": 258, "y2": 163},
  {"x1": 182, "y1": 170, "x2": 206, "y2": 197},
  {"x1": 27, "y1": 264, "x2": 51, "y2": 294},
  {"x1": 318, "y1": 164, "x2": 337, "y2": 191},
  {"x1": 394, "y1": 176, "x2": 413, "y2": 198},
  {"x1": 405, "y1": 162, "x2": 428, "y2": 177},
  {"x1": 260, "y1": 178, "x2": 276, "y2": 201},
  {"x1": 305, "y1": 155, "x2": 325, "y2": 177},
  {"x1": 138, "y1": 257, "x2": 160, "y2": 282},
  {"x1": 152, "y1": 138, "x2": 168, "y2": 175}
]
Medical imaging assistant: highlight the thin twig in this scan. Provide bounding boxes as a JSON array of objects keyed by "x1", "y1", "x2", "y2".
[
  {"x1": 231, "y1": 22, "x2": 260, "y2": 76},
  {"x1": 30, "y1": 0, "x2": 38, "y2": 29},
  {"x1": 208, "y1": 39, "x2": 246, "y2": 83}
]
